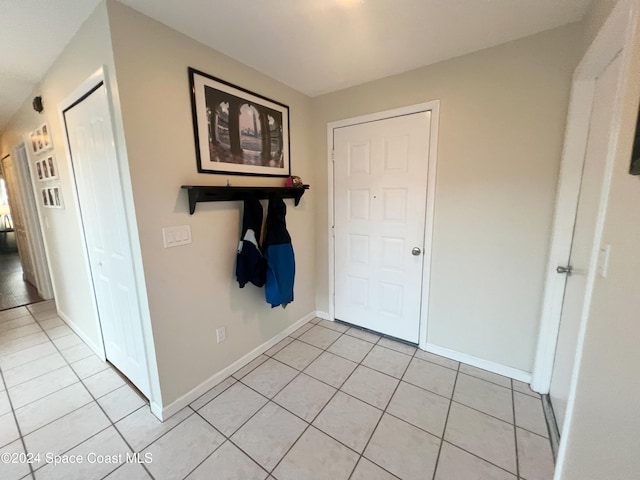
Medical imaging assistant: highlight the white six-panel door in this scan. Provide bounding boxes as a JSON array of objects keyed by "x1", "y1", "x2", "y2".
[
  {"x1": 64, "y1": 84, "x2": 150, "y2": 397},
  {"x1": 334, "y1": 112, "x2": 431, "y2": 343}
]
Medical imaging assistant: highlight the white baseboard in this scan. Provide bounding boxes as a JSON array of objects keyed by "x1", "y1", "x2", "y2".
[
  {"x1": 157, "y1": 310, "x2": 317, "y2": 421},
  {"x1": 425, "y1": 342, "x2": 532, "y2": 383},
  {"x1": 315, "y1": 310, "x2": 330, "y2": 320},
  {"x1": 57, "y1": 309, "x2": 105, "y2": 361}
]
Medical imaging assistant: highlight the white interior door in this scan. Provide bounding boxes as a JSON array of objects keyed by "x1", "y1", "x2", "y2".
[
  {"x1": 15, "y1": 143, "x2": 53, "y2": 299},
  {"x1": 549, "y1": 53, "x2": 622, "y2": 431},
  {"x1": 333, "y1": 112, "x2": 431, "y2": 343},
  {"x1": 1, "y1": 156, "x2": 37, "y2": 287},
  {"x1": 64, "y1": 83, "x2": 150, "y2": 397}
]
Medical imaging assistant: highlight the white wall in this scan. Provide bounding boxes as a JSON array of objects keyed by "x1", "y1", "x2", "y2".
[
  {"x1": 0, "y1": 2, "x2": 116, "y2": 354},
  {"x1": 556, "y1": 0, "x2": 640, "y2": 478},
  {"x1": 106, "y1": 1, "x2": 316, "y2": 406},
  {"x1": 312, "y1": 24, "x2": 583, "y2": 373}
]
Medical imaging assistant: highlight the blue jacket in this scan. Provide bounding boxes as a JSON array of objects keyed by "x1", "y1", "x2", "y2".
[{"x1": 263, "y1": 193, "x2": 295, "y2": 308}]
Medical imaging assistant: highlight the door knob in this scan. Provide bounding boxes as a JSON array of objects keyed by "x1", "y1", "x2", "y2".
[
  {"x1": 556, "y1": 265, "x2": 572, "y2": 274},
  {"x1": 412, "y1": 247, "x2": 422, "y2": 256}
]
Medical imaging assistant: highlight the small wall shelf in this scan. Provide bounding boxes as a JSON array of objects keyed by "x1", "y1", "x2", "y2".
[{"x1": 181, "y1": 185, "x2": 310, "y2": 214}]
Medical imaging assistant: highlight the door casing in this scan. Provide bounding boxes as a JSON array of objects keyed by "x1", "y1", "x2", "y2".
[
  {"x1": 530, "y1": 0, "x2": 640, "y2": 477},
  {"x1": 532, "y1": 0, "x2": 638, "y2": 395},
  {"x1": 57, "y1": 67, "x2": 163, "y2": 417},
  {"x1": 327, "y1": 101, "x2": 439, "y2": 350}
]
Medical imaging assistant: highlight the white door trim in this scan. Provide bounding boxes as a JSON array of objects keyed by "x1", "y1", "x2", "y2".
[
  {"x1": 57, "y1": 67, "x2": 163, "y2": 413},
  {"x1": 327, "y1": 101, "x2": 440, "y2": 349},
  {"x1": 552, "y1": 3, "x2": 640, "y2": 478},
  {"x1": 531, "y1": 0, "x2": 638, "y2": 394}
]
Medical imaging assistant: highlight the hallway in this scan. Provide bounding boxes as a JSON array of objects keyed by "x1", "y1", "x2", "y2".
[{"x1": 0, "y1": 251, "x2": 41, "y2": 311}]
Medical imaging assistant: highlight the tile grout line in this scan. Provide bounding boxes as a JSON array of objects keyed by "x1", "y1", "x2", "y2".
[
  {"x1": 0, "y1": 358, "x2": 36, "y2": 480},
  {"x1": 0, "y1": 305, "x2": 57, "y2": 479},
  {"x1": 193, "y1": 323, "x2": 354, "y2": 477},
  {"x1": 0, "y1": 337, "x2": 51, "y2": 360},
  {"x1": 264, "y1": 325, "x2": 356, "y2": 471},
  {"x1": 5, "y1": 365, "x2": 81, "y2": 411},
  {"x1": 184, "y1": 408, "x2": 272, "y2": 480},
  {"x1": 3, "y1": 310, "x2": 540, "y2": 480},
  {"x1": 22, "y1": 307, "x2": 158, "y2": 480},
  {"x1": 349, "y1": 338, "x2": 419, "y2": 480},
  {"x1": 512, "y1": 379, "x2": 521, "y2": 479},
  {"x1": 440, "y1": 439, "x2": 521, "y2": 478},
  {"x1": 430, "y1": 357, "x2": 461, "y2": 480},
  {"x1": 334, "y1": 325, "x2": 527, "y2": 478},
  {"x1": 266, "y1": 325, "x2": 363, "y2": 477},
  {"x1": 196, "y1": 324, "x2": 346, "y2": 476},
  {"x1": 445, "y1": 399, "x2": 549, "y2": 438},
  {"x1": 1, "y1": 352, "x2": 68, "y2": 390},
  {"x1": 194, "y1": 319, "x2": 481, "y2": 479}
]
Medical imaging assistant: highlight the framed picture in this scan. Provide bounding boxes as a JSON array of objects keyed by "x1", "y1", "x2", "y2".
[
  {"x1": 29, "y1": 123, "x2": 53, "y2": 154},
  {"x1": 30, "y1": 132, "x2": 38, "y2": 154},
  {"x1": 41, "y1": 124, "x2": 52, "y2": 150},
  {"x1": 45, "y1": 156, "x2": 58, "y2": 180},
  {"x1": 189, "y1": 67, "x2": 290, "y2": 177},
  {"x1": 35, "y1": 156, "x2": 58, "y2": 182},
  {"x1": 36, "y1": 129, "x2": 43, "y2": 151},
  {"x1": 52, "y1": 186, "x2": 63, "y2": 208}
]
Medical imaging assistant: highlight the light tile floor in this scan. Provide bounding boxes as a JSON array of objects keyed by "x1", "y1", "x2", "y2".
[{"x1": 0, "y1": 305, "x2": 555, "y2": 480}]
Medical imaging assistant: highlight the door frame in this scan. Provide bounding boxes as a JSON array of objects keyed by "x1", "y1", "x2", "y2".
[
  {"x1": 531, "y1": 0, "x2": 639, "y2": 397},
  {"x1": 327, "y1": 101, "x2": 440, "y2": 349},
  {"x1": 57, "y1": 67, "x2": 162, "y2": 413}
]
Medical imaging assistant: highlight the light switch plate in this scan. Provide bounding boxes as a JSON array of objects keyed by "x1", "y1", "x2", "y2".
[{"x1": 163, "y1": 225, "x2": 192, "y2": 248}]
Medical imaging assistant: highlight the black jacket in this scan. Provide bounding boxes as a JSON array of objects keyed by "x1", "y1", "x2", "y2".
[{"x1": 235, "y1": 197, "x2": 266, "y2": 288}]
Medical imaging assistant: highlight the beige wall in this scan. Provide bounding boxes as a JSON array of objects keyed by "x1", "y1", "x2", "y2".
[
  {"x1": 0, "y1": 2, "x2": 116, "y2": 353},
  {"x1": 312, "y1": 24, "x2": 583, "y2": 372},
  {"x1": 582, "y1": 0, "x2": 618, "y2": 48},
  {"x1": 106, "y1": 1, "x2": 316, "y2": 405},
  {"x1": 557, "y1": 0, "x2": 640, "y2": 478}
]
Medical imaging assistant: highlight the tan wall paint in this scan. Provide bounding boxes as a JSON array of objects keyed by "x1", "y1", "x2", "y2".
[
  {"x1": 558, "y1": 1, "x2": 640, "y2": 478},
  {"x1": 106, "y1": 1, "x2": 316, "y2": 405},
  {"x1": 582, "y1": 0, "x2": 619, "y2": 48},
  {"x1": 312, "y1": 24, "x2": 583, "y2": 372},
  {"x1": 0, "y1": 2, "x2": 115, "y2": 353}
]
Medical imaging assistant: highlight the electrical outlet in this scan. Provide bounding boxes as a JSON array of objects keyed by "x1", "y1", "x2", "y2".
[{"x1": 216, "y1": 326, "x2": 226, "y2": 343}]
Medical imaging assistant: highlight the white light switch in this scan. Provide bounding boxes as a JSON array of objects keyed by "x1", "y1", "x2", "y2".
[{"x1": 163, "y1": 225, "x2": 192, "y2": 248}]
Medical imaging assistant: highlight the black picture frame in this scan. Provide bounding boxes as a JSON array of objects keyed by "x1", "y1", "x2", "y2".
[
  {"x1": 630, "y1": 108, "x2": 640, "y2": 175},
  {"x1": 188, "y1": 67, "x2": 291, "y2": 177}
]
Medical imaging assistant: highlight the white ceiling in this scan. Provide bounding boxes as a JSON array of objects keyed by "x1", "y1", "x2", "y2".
[
  {"x1": 1, "y1": 0, "x2": 590, "y2": 132},
  {"x1": 0, "y1": 0, "x2": 102, "y2": 131}
]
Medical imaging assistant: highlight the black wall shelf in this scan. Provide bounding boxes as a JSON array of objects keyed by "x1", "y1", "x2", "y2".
[{"x1": 181, "y1": 185, "x2": 310, "y2": 214}]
